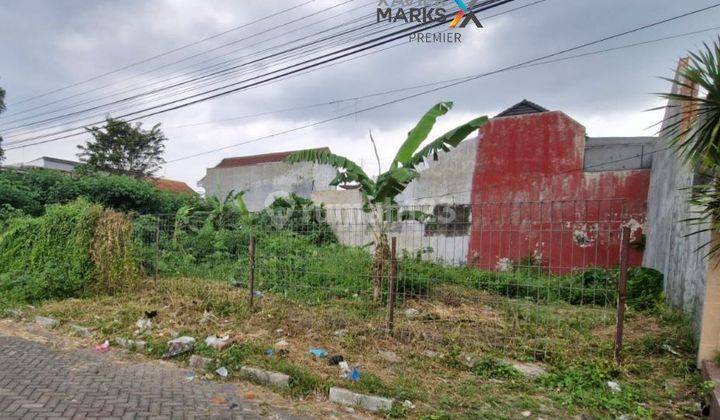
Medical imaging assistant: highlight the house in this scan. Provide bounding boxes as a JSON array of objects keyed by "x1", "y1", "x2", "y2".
[
  {"x1": 466, "y1": 99, "x2": 655, "y2": 272},
  {"x1": 198, "y1": 148, "x2": 336, "y2": 211},
  {"x1": 313, "y1": 100, "x2": 655, "y2": 270},
  {"x1": 7, "y1": 156, "x2": 80, "y2": 172}
]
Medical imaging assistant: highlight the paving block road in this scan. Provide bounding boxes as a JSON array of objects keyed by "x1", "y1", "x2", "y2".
[{"x1": 0, "y1": 334, "x2": 304, "y2": 419}]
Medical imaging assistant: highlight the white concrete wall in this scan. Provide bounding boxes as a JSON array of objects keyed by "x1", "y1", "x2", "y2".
[
  {"x1": 200, "y1": 161, "x2": 336, "y2": 211},
  {"x1": 644, "y1": 60, "x2": 708, "y2": 331},
  {"x1": 310, "y1": 134, "x2": 480, "y2": 267},
  {"x1": 24, "y1": 158, "x2": 78, "y2": 172}
]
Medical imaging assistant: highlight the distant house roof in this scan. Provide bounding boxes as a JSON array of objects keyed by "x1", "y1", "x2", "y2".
[
  {"x1": 214, "y1": 147, "x2": 330, "y2": 169},
  {"x1": 150, "y1": 178, "x2": 195, "y2": 194},
  {"x1": 30, "y1": 156, "x2": 80, "y2": 166},
  {"x1": 495, "y1": 99, "x2": 549, "y2": 118}
]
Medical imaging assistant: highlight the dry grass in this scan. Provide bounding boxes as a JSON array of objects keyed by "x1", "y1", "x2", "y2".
[{"x1": 22, "y1": 277, "x2": 707, "y2": 419}]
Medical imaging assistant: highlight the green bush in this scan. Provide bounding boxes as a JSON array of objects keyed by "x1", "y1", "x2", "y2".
[
  {"x1": 626, "y1": 267, "x2": 664, "y2": 311},
  {"x1": 0, "y1": 200, "x2": 140, "y2": 305},
  {"x1": 0, "y1": 168, "x2": 199, "y2": 216}
]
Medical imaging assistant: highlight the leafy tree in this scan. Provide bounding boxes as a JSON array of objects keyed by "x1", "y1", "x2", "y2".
[
  {"x1": 658, "y1": 39, "x2": 720, "y2": 256},
  {"x1": 0, "y1": 86, "x2": 6, "y2": 163},
  {"x1": 286, "y1": 101, "x2": 488, "y2": 301},
  {"x1": 78, "y1": 117, "x2": 166, "y2": 178}
]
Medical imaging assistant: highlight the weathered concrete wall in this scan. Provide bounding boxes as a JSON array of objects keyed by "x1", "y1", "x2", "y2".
[
  {"x1": 397, "y1": 137, "x2": 479, "y2": 205},
  {"x1": 584, "y1": 137, "x2": 655, "y2": 171},
  {"x1": 200, "y1": 161, "x2": 336, "y2": 211},
  {"x1": 644, "y1": 58, "x2": 707, "y2": 329},
  {"x1": 467, "y1": 111, "x2": 651, "y2": 273}
]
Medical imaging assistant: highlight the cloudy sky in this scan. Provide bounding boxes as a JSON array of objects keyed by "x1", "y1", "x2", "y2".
[{"x1": 1, "y1": 0, "x2": 719, "y2": 191}]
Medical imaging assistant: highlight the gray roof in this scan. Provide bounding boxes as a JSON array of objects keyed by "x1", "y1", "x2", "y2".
[{"x1": 495, "y1": 99, "x2": 549, "y2": 118}]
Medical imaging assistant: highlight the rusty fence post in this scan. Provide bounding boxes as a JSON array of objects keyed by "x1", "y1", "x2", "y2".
[
  {"x1": 615, "y1": 226, "x2": 630, "y2": 365},
  {"x1": 386, "y1": 237, "x2": 398, "y2": 334},
  {"x1": 248, "y1": 235, "x2": 256, "y2": 311},
  {"x1": 154, "y1": 217, "x2": 160, "y2": 283}
]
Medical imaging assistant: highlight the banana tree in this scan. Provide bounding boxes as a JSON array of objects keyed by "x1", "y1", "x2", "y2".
[{"x1": 286, "y1": 101, "x2": 488, "y2": 301}]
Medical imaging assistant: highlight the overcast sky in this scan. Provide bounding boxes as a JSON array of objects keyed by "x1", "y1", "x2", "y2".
[{"x1": 1, "y1": 0, "x2": 719, "y2": 191}]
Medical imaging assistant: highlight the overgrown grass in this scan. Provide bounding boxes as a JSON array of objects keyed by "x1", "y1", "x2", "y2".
[{"x1": 0, "y1": 200, "x2": 142, "y2": 307}]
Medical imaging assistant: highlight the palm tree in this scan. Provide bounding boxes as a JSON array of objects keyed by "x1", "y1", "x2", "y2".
[
  {"x1": 658, "y1": 39, "x2": 720, "y2": 255},
  {"x1": 286, "y1": 101, "x2": 488, "y2": 301}
]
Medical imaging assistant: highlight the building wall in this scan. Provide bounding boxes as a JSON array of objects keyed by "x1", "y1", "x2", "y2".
[
  {"x1": 644, "y1": 59, "x2": 708, "y2": 330},
  {"x1": 200, "y1": 161, "x2": 336, "y2": 211},
  {"x1": 467, "y1": 111, "x2": 651, "y2": 273},
  {"x1": 24, "y1": 158, "x2": 78, "y2": 172}
]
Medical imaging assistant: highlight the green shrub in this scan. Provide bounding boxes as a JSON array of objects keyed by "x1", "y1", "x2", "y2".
[
  {"x1": 0, "y1": 200, "x2": 141, "y2": 305},
  {"x1": 0, "y1": 168, "x2": 199, "y2": 216},
  {"x1": 626, "y1": 267, "x2": 664, "y2": 311}
]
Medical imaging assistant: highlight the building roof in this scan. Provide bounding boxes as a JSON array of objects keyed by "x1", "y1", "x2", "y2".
[
  {"x1": 495, "y1": 99, "x2": 549, "y2": 118},
  {"x1": 214, "y1": 147, "x2": 330, "y2": 169},
  {"x1": 150, "y1": 178, "x2": 195, "y2": 194},
  {"x1": 29, "y1": 156, "x2": 80, "y2": 166}
]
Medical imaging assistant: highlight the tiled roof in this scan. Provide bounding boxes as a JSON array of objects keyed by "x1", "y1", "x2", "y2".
[
  {"x1": 151, "y1": 178, "x2": 195, "y2": 193},
  {"x1": 214, "y1": 147, "x2": 330, "y2": 169}
]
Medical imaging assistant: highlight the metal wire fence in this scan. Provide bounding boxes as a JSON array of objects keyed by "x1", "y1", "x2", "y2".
[{"x1": 134, "y1": 198, "x2": 634, "y2": 362}]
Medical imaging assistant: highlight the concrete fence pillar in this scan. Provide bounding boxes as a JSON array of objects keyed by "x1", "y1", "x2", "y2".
[{"x1": 698, "y1": 230, "x2": 720, "y2": 367}]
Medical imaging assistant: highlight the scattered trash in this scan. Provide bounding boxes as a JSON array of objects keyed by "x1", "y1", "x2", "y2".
[
  {"x1": 378, "y1": 350, "x2": 401, "y2": 363},
  {"x1": 163, "y1": 336, "x2": 196, "y2": 358},
  {"x1": 229, "y1": 403, "x2": 239, "y2": 409},
  {"x1": 144, "y1": 310, "x2": 158, "y2": 319},
  {"x1": 216, "y1": 367, "x2": 229, "y2": 378},
  {"x1": 521, "y1": 410, "x2": 532, "y2": 417},
  {"x1": 607, "y1": 381, "x2": 621, "y2": 393},
  {"x1": 135, "y1": 317, "x2": 152, "y2": 332},
  {"x1": 210, "y1": 396, "x2": 228, "y2": 404},
  {"x1": 243, "y1": 391, "x2": 255, "y2": 400},
  {"x1": 403, "y1": 400, "x2": 416, "y2": 409},
  {"x1": 265, "y1": 348, "x2": 275, "y2": 357},
  {"x1": 95, "y1": 340, "x2": 110, "y2": 352},
  {"x1": 404, "y1": 308, "x2": 419, "y2": 319},
  {"x1": 184, "y1": 373, "x2": 195, "y2": 382},
  {"x1": 115, "y1": 338, "x2": 146, "y2": 351},
  {"x1": 253, "y1": 290, "x2": 264, "y2": 298},
  {"x1": 275, "y1": 328, "x2": 284, "y2": 334},
  {"x1": 334, "y1": 329, "x2": 349, "y2": 337},
  {"x1": 349, "y1": 368, "x2": 360, "y2": 382},
  {"x1": 328, "y1": 355, "x2": 344, "y2": 365},
  {"x1": 662, "y1": 344, "x2": 681, "y2": 356},
  {"x1": 274, "y1": 339, "x2": 289, "y2": 351},
  {"x1": 309, "y1": 348, "x2": 328, "y2": 358},
  {"x1": 205, "y1": 334, "x2": 230, "y2": 351},
  {"x1": 338, "y1": 361, "x2": 351, "y2": 379}
]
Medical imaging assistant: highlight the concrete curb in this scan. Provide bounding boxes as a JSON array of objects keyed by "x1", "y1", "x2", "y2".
[{"x1": 328, "y1": 387, "x2": 394, "y2": 412}]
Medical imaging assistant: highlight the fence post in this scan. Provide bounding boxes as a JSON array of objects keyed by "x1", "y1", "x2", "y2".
[
  {"x1": 386, "y1": 237, "x2": 397, "y2": 335},
  {"x1": 615, "y1": 226, "x2": 630, "y2": 365},
  {"x1": 248, "y1": 235, "x2": 256, "y2": 311},
  {"x1": 154, "y1": 218, "x2": 160, "y2": 283}
]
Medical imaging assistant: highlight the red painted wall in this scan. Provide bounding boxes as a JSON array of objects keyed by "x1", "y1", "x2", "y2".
[{"x1": 466, "y1": 111, "x2": 649, "y2": 273}]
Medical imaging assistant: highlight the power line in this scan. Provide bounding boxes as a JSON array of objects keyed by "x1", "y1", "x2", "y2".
[
  {"x1": 1, "y1": 0, "x2": 367, "y2": 121},
  {"x1": 7, "y1": 2, "x2": 719, "y2": 153},
  {"x1": 167, "y1": 23, "x2": 720, "y2": 130},
  {"x1": 4, "y1": 0, "x2": 516, "y2": 145},
  {"x1": 6, "y1": 0, "x2": 318, "y2": 106}
]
